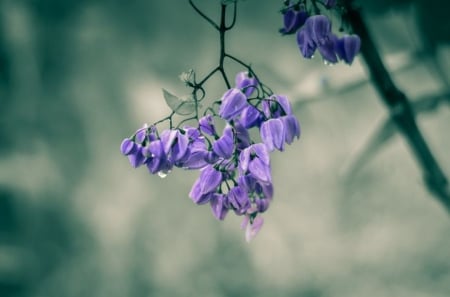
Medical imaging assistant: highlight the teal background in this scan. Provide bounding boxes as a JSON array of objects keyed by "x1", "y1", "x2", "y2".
[{"x1": 0, "y1": 1, "x2": 449, "y2": 296}]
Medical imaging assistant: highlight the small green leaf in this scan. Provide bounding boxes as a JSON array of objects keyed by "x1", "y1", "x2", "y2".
[{"x1": 162, "y1": 89, "x2": 197, "y2": 115}]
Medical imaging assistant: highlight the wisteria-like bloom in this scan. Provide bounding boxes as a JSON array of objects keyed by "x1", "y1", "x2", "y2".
[
  {"x1": 121, "y1": 71, "x2": 301, "y2": 241},
  {"x1": 279, "y1": 3, "x2": 361, "y2": 65}
]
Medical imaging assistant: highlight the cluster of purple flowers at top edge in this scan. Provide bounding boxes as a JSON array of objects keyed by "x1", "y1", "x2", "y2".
[
  {"x1": 120, "y1": 72, "x2": 300, "y2": 241},
  {"x1": 280, "y1": 0, "x2": 361, "y2": 65}
]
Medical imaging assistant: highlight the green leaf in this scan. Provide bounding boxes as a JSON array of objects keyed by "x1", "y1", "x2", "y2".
[{"x1": 162, "y1": 89, "x2": 197, "y2": 115}]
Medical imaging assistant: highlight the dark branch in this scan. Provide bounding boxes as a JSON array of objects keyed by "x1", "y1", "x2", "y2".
[
  {"x1": 342, "y1": 0, "x2": 450, "y2": 212},
  {"x1": 189, "y1": 0, "x2": 220, "y2": 30}
]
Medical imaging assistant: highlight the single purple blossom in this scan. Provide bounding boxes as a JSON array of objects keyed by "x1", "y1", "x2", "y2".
[
  {"x1": 210, "y1": 193, "x2": 229, "y2": 220},
  {"x1": 281, "y1": 115, "x2": 301, "y2": 144},
  {"x1": 240, "y1": 105, "x2": 263, "y2": 129},
  {"x1": 228, "y1": 185, "x2": 251, "y2": 215},
  {"x1": 242, "y1": 215, "x2": 264, "y2": 242},
  {"x1": 297, "y1": 28, "x2": 317, "y2": 59},
  {"x1": 199, "y1": 114, "x2": 216, "y2": 136},
  {"x1": 280, "y1": 4, "x2": 309, "y2": 35},
  {"x1": 318, "y1": 38, "x2": 338, "y2": 64},
  {"x1": 178, "y1": 138, "x2": 209, "y2": 170},
  {"x1": 235, "y1": 71, "x2": 258, "y2": 97},
  {"x1": 305, "y1": 15, "x2": 332, "y2": 46},
  {"x1": 335, "y1": 34, "x2": 361, "y2": 65},
  {"x1": 146, "y1": 140, "x2": 169, "y2": 174},
  {"x1": 219, "y1": 88, "x2": 249, "y2": 121},
  {"x1": 234, "y1": 121, "x2": 251, "y2": 149},
  {"x1": 128, "y1": 143, "x2": 146, "y2": 168},
  {"x1": 255, "y1": 198, "x2": 270, "y2": 213},
  {"x1": 212, "y1": 124, "x2": 235, "y2": 159},
  {"x1": 189, "y1": 165, "x2": 223, "y2": 204},
  {"x1": 260, "y1": 118, "x2": 285, "y2": 151},
  {"x1": 120, "y1": 138, "x2": 136, "y2": 155},
  {"x1": 239, "y1": 144, "x2": 272, "y2": 185}
]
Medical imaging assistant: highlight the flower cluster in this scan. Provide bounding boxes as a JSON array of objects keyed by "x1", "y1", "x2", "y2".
[
  {"x1": 121, "y1": 72, "x2": 300, "y2": 241},
  {"x1": 280, "y1": 0, "x2": 361, "y2": 65}
]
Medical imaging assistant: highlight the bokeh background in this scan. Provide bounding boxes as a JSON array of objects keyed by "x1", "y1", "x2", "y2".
[{"x1": 0, "y1": 0, "x2": 449, "y2": 296}]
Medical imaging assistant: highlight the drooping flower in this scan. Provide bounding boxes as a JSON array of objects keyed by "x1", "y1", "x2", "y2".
[
  {"x1": 235, "y1": 71, "x2": 258, "y2": 97},
  {"x1": 335, "y1": 34, "x2": 361, "y2": 65},
  {"x1": 128, "y1": 143, "x2": 146, "y2": 168},
  {"x1": 213, "y1": 124, "x2": 235, "y2": 159},
  {"x1": 228, "y1": 185, "x2": 251, "y2": 215},
  {"x1": 260, "y1": 118, "x2": 285, "y2": 152},
  {"x1": 280, "y1": 3, "x2": 309, "y2": 35},
  {"x1": 189, "y1": 165, "x2": 223, "y2": 204},
  {"x1": 210, "y1": 193, "x2": 230, "y2": 220},
  {"x1": 239, "y1": 144, "x2": 272, "y2": 185},
  {"x1": 297, "y1": 28, "x2": 317, "y2": 59},
  {"x1": 318, "y1": 37, "x2": 339, "y2": 64},
  {"x1": 281, "y1": 115, "x2": 301, "y2": 144},
  {"x1": 240, "y1": 105, "x2": 263, "y2": 129},
  {"x1": 120, "y1": 138, "x2": 136, "y2": 155},
  {"x1": 219, "y1": 88, "x2": 249, "y2": 120},
  {"x1": 305, "y1": 15, "x2": 332, "y2": 46},
  {"x1": 199, "y1": 114, "x2": 217, "y2": 136},
  {"x1": 233, "y1": 121, "x2": 251, "y2": 149},
  {"x1": 242, "y1": 215, "x2": 264, "y2": 242}
]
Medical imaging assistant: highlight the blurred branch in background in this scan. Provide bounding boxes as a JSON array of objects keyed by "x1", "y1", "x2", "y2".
[{"x1": 342, "y1": 0, "x2": 450, "y2": 211}]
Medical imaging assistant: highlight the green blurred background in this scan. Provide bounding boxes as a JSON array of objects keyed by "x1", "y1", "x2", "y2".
[{"x1": 0, "y1": 0, "x2": 449, "y2": 296}]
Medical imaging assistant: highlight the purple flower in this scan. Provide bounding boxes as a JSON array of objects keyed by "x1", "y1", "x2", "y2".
[
  {"x1": 255, "y1": 182, "x2": 274, "y2": 200},
  {"x1": 145, "y1": 139, "x2": 168, "y2": 174},
  {"x1": 128, "y1": 144, "x2": 146, "y2": 168},
  {"x1": 305, "y1": 15, "x2": 332, "y2": 46},
  {"x1": 199, "y1": 114, "x2": 216, "y2": 136},
  {"x1": 281, "y1": 115, "x2": 301, "y2": 144},
  {"x1": 235, "y1": 72, "x2": 258, "y2": 97},
  {"x1": 177, "y1": 137, "x2": 209, "y2": 170},
  {"x1": 171, "y1": 131, "x2": 190, "y2": 162},
  {"x1": 297, "y1": 15, "x2": 333, "y2": 59},
  {"x1": 120, "y1": 138, "x2": 136, "y2": 155},
  {"x1": 240, "y1": 105, "x2": 263, "y2": 129},
  {"x1": 242, "y1": 215, "x2": 264, "y2": 242},
  {"x1": 219, "y1": 88, "x2": 249, "y2": 121},
  {"x1": 210, "y1": 193, "x2": 229, "y2": 220},
  {"x1": 233, "y1": 121, "x2": 251, "y2": 149},
  {"x1": 213, "y1": 124, "x2": 234, "y2": 159},
  {"x1": 335, "y1": 34, "x2": 361, "y2": 65},
  {"x1": 297, "y1": 28, "x2": 317, "y2": 59},
  {"x1": 189, "y1": 165, "x2": 223, "y2": 204},
  {"x1": 318, "y1": 37, "x2": 338, "y2": 64},
  {"x1": 280, "y1": 4, "x2": 309, "y2": 35},
  {"x1": 228, "y1": 185, "x2": 251, "y2": 215},
  {"x1": 239, "y1": 144, "x2": 272, "y2": 185},
  {"x1": 260, "y1": 118, "x2": 285, "y2": 152},
  {"x1": 256, "y1": 198, "x2": 270, "y2": 213}
]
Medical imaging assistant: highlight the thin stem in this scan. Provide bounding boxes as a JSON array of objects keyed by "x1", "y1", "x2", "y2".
[
  {"x1": 219, "y1": 4, "x2": 231, "y2": 88},
  {"x1": 225, "y1": 2, "x2": 238, "y2": 30},
  {"x1": 342, "y1": 0, "x2": 450, "y2": 212},
  {"x1": 197, "y1": 67, "x2": 220, "y2": 86},
  {"x1": 189, "y1": 0, "x2": 220, "y2": 30}
]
